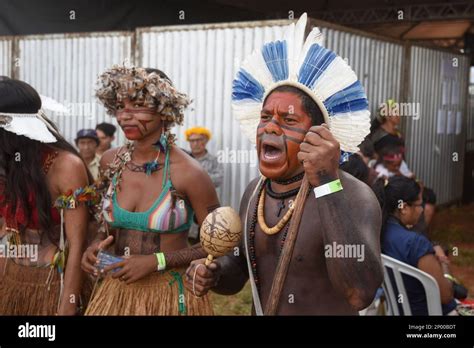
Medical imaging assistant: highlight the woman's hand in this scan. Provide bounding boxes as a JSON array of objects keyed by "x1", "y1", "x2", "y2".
[
  {"x1": 104, "y1": 254, "x2": 157, "y2": 284},
  {"x1": 81, "y1": 235, "x2": 114, "y2": 276},
  {"x1": 433, "y1": 245, "x2": 449, "y2": 264},
  {"x1": 184, "y1": 259, "x2": 221, "y2": 297}
]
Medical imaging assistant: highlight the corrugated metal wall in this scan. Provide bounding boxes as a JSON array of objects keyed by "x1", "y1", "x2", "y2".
[
  {"x1": 16, "y1": 32, "x2": 133, "y2": 145},
  {"x1": 319, "y1": 27, "x2": 403, "y2": 117},
  {"x1": 0, "y1": 37, "x2": 12, "y2": 76},
  {"x1": 404, "y1": 47, "x2": 470, "y2": 204}
]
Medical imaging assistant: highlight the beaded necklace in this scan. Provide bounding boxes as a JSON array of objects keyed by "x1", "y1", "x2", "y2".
[
  {"x1": 273, "y1": 171, "x2": 305, "y2": 185},
  {"x1": 249, "y1": 181, "x2": 291, "y2": 292},
  {"x1": 248, "y1": 179, "x2": 312, "y2": 293}
]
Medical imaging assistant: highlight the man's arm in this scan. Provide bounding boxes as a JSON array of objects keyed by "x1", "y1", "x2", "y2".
[
  {"x1": 318, "y1": 171, "x2": 383, "y2": 310},
  {"x1": 212, "y1": 241, "x2": 249, "y2": 295},
  {"x1": 212, "y1": 178, "x2": 260, "y2": 294},
  {"x1": 298, "y1": 125, "x2": 383, "y2": 310},
  {"x1": 183, "y1": 178, "x2": 258, "y2": 296},
  {"x1": 54, "y1": 153, "x2": 90, "y2": 315}
]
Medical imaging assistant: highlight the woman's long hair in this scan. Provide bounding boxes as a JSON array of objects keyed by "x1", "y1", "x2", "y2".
[
  {"x1": 0, "y1": 76, "x2": 93, "y2": 244},
  {"x1": 372, "y1": 176, "x2": 421, "y2": 242}
]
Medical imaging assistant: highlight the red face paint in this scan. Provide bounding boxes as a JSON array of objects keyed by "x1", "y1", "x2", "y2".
[
  {"x1": 122, "y1": 126, "x2": 142, "y2": 140},
  {"x1": 117, "y1": 99, "x2": 161, "y2": 140},
  {"x1": 138, "y1": 119, "x2": 154, "y2": 132},
  {"x1": 257, "y1": 91, "x2": 313, "y2": 180}
]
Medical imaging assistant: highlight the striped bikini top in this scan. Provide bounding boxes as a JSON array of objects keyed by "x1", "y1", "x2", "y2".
[{"x1": 102, "y1": 148, "x2": 194, "y2": 234}]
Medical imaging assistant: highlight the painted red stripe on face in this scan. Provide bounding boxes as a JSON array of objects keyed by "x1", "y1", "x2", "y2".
[{"x1": 138, "y1": 119, "x2": 154, "y2": 132}]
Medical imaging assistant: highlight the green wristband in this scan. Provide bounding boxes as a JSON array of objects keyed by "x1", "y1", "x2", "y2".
[
  {"x1": 313, "y1": 179, "x2": 343, "y2": 198},
  {"x1": 155, "y1": 252, "x2": 166, "y2": 271}
]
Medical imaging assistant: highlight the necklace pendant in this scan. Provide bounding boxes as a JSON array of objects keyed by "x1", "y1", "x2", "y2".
[
  {"x1": 144, "y1": 161, "x2": 158, "y2": 176},
  {"x1": 276, "y1": 200, "x2": 285, "y2": 217}
]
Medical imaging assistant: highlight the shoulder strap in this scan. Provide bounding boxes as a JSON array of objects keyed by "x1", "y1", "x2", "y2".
[
  {"x1": 162, "y1": 148, "x2": 171, "y2": 189},
  {"x1": 244, "y1": 176, "x2": 265, "y2": 316}
]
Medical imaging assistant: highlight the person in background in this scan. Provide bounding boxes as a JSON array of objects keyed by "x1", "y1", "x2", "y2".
[
  {"x1": 185, "y1": 126, "x2": 223, "y2": 188},
  {"x1": 75, "y1": 129, "x2": 101, "y2": 181},
  {"x1": 184, "y1": 126, "x2": 223, "y2": 245},
  {"x1": 373, "y1": 137, "x2": 414, "y2": 179},
  {"x1": 370, "y1": 99, "x2": 414, "y2": 179},
  {"x1": 355, "y1": 137, "x2": 379, "y2": 186},
  {"x1": 95, "y1": 122, "x2": 116, "y2": 157},
  {"x1": 339, "y1": 154, "x2": 369, "y2": 185},
  {"x1": 0, "y1": 77, "x2": 93, "y2": 315},
  {"x1": 370, "y1": 98, "x2": 404, "y2": 152},
  {"x1": 372, "y1": 176, "x2": 458, "y2": 315}
]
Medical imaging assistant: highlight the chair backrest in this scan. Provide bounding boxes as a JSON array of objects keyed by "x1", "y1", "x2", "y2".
[{"x1": 381, "y1": 254, "x2": 442, "y2": 315}]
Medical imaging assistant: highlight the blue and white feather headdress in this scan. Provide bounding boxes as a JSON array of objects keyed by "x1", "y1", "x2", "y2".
[{"x1": 232, "y1": 13, "x2": 370, "y2": 161}]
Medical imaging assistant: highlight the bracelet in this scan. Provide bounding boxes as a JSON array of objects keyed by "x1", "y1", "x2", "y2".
[
  {"x1": 155, "y1": 252, "x2": 166, "y2": 271},
  {"x1": 313, "y1": 179, "x2": 343, "y2": 198},
  {"x1": 443, "y1": 273, "x2": 456, "y2": 282}
]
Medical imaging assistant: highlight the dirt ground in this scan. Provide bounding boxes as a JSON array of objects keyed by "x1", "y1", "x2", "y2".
[{"x1": 429, "y1": 203, "x2": 474, "y2": 297}]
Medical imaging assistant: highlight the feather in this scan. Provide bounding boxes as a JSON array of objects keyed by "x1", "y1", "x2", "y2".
[
  {"x1": 329, "y1": 110, "x2": 371, "y2": 153},
  {"x1": 324, "y1": 81, "x2": 368, "y2": 115},
  {"x1": 298, "y1": 27, "x2": 324, "y2": 69},
  {"x1": 241, "y1": 49, "x2": 275, "y2": 90},
  {"x1": 298, "y1": 44, "x2": 336, "y2": 89},
  {"x1": 311, "y1": 56, "x2": 357, "y2": 101},
  {"x1": 232, "y1": 101, "x2": 262, "y2": 144},
  {"x1": 262, "y1": 40, "x2": 288, "y2": 82},
  {"x1": 2, "y1": 114, "x2": 57, "y2": 143},
  {"x1": 40, "y1": 95, "x2": 69, "y2": 114},
  {"x1": 287, "y1": 13, "x2": 307, "y2": 81},
  {"x1": 232, "y1": 69, "x2": 265, "y2": 102}
]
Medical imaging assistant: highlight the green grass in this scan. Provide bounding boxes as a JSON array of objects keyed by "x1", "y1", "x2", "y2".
[{"x1": 210, "y1": 281, "x2": 252, "y2": 315}]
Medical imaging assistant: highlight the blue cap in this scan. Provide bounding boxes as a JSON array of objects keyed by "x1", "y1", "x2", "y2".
[{"x1": 75, "y1": 129, "x2": 99, "y2": 145}]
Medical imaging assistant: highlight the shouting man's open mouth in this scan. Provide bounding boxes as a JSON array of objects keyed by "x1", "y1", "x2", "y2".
[{"x1": 259, "y1": 135, "x2": 287, "y2": 171}]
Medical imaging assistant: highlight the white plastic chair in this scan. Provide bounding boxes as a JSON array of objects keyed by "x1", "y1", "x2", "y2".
[{"x1": 381, "y1": 254, "x2": 442, "y2": 315}]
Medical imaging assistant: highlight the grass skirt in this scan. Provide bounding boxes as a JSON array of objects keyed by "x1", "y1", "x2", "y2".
[
  {"x1": 0, "y1": 259, "x2": 60, "y2": 315},
  {"x1": 85, "y1": 269, "x2": 213, "y2": 316}
]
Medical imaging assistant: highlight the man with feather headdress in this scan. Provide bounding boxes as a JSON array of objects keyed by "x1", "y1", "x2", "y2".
[{"x1": 185, "y1": 14, "x2": 383, "y2": 315}]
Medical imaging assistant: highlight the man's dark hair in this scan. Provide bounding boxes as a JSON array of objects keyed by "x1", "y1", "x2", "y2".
[
  {"x1": 358, "y1": 137, "x2": 375, "y2": 158},
  {"x1": 96, "y1": 122, "x2": 116, "y2": 137},
  {"x1": 340, "y1": 154, "x2": 369, "y2": 184},
  {"x1": 372, "y1": 176, "x2": 421, "y2": 242},
  {"x1": 264, "y1": 85, "x2": 324, "y2": 126}
]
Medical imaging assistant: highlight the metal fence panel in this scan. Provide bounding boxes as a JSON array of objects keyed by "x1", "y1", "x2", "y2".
[
  {"x1": 404, "y1": 46, "x2": 470, "y2": 204},
  {"x1": 17, "y1": 32, "x2": 133, "y2": 145},
  {"x1": 0, "y1": 37, "x2": 12, "y2": 76},
  {"x1": 320, "y1": 28, "x2": 403, "y2": 116}
]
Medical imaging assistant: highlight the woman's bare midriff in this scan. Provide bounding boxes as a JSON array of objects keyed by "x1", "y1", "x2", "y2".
[{"x1": 110, "y1": 228, "x2": 189, "y2": 256}]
